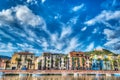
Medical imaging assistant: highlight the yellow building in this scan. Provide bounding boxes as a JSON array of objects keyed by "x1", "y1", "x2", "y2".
[{"x1": 11, "y1": 51, "x2": 35, "y2": 70}]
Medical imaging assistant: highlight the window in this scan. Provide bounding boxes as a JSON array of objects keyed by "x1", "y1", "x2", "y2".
[
  {"x1": 31, "y1": 55, "x2": 33, "y2": 58},
  {"x1": 76, "y1": 54, "x2": 79, "y2": 56},
  {"x1": 20, "y1": 55, "x2": 22, "y2": 58}
]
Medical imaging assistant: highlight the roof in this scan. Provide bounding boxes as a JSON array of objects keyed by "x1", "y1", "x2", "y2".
[
  {"x1": 69, "y1": 51, "x2": 84, "y2": 57},
  {"x1": 42, "y1": 52, "x2": 66, "y2": 56},
  {"x1": 14, "y1": 52, "x2": 34, "y2": 55}
]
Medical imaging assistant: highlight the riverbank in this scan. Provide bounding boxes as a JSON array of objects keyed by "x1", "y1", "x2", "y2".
[{"x1": 0, "y1": 70, "x2": 120, "y2": 75}]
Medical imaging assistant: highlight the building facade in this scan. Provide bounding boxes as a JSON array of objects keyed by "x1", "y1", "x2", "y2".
[
  {"x1": 90, "y1": 54, "x2": 119, "y2": 70},
  {"x1": 68, "y1": 51, "x2": 86, "y2": 70},
  {"x1": 35, "y1": 52, "x2": 68, "y2": 70},
  {"x1": 5, "y1": 50, "x2": 120, "y2": 71},
  {"x1": 0, "y1": 57, "x2": 10, "y2": 70},
  {"x1": 11, "y1": 52, "x2": 35, "y2": 70}
]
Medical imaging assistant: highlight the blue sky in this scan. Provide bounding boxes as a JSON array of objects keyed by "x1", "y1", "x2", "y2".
[{"x1": 0, "y1": 0, "x2": 120, "y2": 56}]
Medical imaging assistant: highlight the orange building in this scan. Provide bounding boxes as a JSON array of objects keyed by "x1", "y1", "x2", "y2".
[{"x1": 68, "y1": 51, "x2": 86, "y2": 70}]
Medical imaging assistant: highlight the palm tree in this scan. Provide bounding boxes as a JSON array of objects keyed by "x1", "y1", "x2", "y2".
[
  {"x1": 118, "y1": 58, "x2": 120, "y2": 70},
  {"x1": 38, "y1": 62, "x2": 42, "y2": 70},
  {"x1": 55, "y1": 58, "x2": 60, "y2": 70},
  {"x1": 26, "y1": 59, "x2": 32, "y2": 69},
  {"x1": 97, "y1": 58, "x2": 102, "y2": 70},
  {"x1": 64, "y1": 56, "x2": 69, "y2": 70},
  {"x1": 89, "y1": 58, "x2": 93, "y2": 70},
  {"x1": 15, "y1": 58, "x2": 21, "y2": 69},
  {"x1": 103, "y1": 58, "x2": 109, "y2": 70},
  {"x1": 72, "y1": 57, "x2": 78, "y2": 70},
  {"x1": 5, "y1": 60, "x2": 10, "y2": 70},
  {"x1": 82, "y1": 58, "x2": 85, "y2": 70},
  {"x1": 113, "y1": 60, "x2": 118, "y2": 71}
]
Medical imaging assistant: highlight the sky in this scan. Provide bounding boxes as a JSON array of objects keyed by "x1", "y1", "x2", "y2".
[{"x1": 0, "y1": 0, "x2": 120, "y2": 56}]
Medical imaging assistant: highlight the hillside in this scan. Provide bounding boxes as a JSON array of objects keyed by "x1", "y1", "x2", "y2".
[{"x1": 85, "y1": 49, "x2": 117, "y2": 56}]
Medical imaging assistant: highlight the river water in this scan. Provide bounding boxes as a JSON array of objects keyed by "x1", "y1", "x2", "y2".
[{"x1": 0, "y1": 75, "x2": 120, "y2": 80}]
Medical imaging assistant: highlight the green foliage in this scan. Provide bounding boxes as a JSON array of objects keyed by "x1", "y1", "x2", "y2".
[
  {"x1": 97, "y1": 58, "x2": 101, "y2": 61},
  {"x1": 15, "y1": 58, "x2": 21, "y2": 62},
  {"x1": 64, "y1": 55, "x2": 68, "y2": 60},
  {"x1": 85, "y1": 49, "x2": 115, "y2": 55},
  {"x1": 103, "y1": 58, "x2": 109, "y2": 61},
  {"x1": 47, "y1": 60, "x2": 50, "y2": 63},
  {"x1": 27, "y1": 58, "x2": 31, "y2": 61},
  {"x1": 38, "y1": 62, "x2": 41, "y2": 65},
  {"x1": 82, "y1": 58, "x2": 85, "y2": 64}
]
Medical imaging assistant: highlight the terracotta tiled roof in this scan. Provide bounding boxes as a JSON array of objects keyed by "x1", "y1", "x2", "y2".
[
  {"x1": 15, "y1": 52, "x2": 34, "y2": 55},
  {"x1": 69, "y1": 51, "x2": 84, "y2": 57},
  {"x1": 42, "y1": 52, "x2": 66, "y2": 56}
]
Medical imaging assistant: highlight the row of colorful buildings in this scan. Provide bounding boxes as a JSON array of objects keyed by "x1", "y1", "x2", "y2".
[{"x1": 0, "y1": 49, "x2": 120, "y2": 70}]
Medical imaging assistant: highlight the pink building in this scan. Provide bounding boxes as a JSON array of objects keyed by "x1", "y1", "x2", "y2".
[{"x1": 0, "y1": 58, "x2": 6, "y2": 69}]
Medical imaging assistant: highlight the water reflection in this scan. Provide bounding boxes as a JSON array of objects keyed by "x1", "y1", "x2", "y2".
[{"x1": 0, "y1": 75, "x2": 120, "y2": 80}]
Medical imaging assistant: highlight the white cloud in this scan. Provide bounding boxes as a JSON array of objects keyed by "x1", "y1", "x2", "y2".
[
  {"x1": 42, "y1": 41, "x2": 49, "y2": 50},
  {"x1": 54, "y1": 14, "x2": 61, "y2": 20},
  {"x1": 56, "y1": 43, "x2": 64, "y2": 50},
  {"x1": 92, "y1": 28, "x2": 98, "y2": 34},
  {"x1": 95, "y1": 46, "x2": 103, "y2": 50},
  {"x1": 0, "y1": 30, "x2": 15, "y2": 40},
  {"x1": 85, "y1": 10, "x2": 120, "y2": 26},
  {"x1": 67, "y1": 16, "x2": 79, "y2": 25},
  {"x1": 26, "y1": 0, "x2": 38, "y2": 5},
  {"x1": 72, "y1": 4, "x2": 84, "y2": 12},
  {"x1": 81, "y1": 26, "x2": 87, "y2": 31},
  {"x1": 103, "y1": 29, "x2": 115, "y2": 40},
  {"x1": 0, "y1": 42, "x2": 17, "y2": 53},
  {"x1": 41, "y1": 0, "x2": 46, "y2": 4},
  {"x1": 104, "y1": 38, "x2": 120, "y2": 46},
  {"x1": 0, "y1": 5, "x2": 45, "y2": 27},
  {"x1": 15, "y1": 5, "x2": 44, "y2": 27},
  {"x1": 17, "y1": 43, "x2": 41, "y2": 53},
  {"x1": 45, "y1": 49, "x2": 63, "y2": 54},
  {"x1": 65, "y1": 37, "x2": 80, "y2": 53},
  {"x1": 60, "y1": 26, "x2": 72, "y2": 39},
  {"x1": 50, "y1": 33, "x2": 58, "y2": 42},
  {"x1": 103, "y1": 28, "x2": 120, "y2": 51},
  {"x1": 0, "y1": 9, "x2": 14, "y2": 26},
  {"x1": 17, "y1": 43, "x2": 33, "y2": 48},
  {"x1": 86, "y1": 42, "x2": 94, "y2": 51}
]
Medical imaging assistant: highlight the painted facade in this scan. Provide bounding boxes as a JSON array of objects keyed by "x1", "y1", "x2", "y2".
[
  {"x1": 68, "y1": 51, "x2": 86, "y2": 70},
  {"x1": 35, "y1": 52, "x2": 68, "y2": 70},
  {"x1": 0, "y1": 58, "x2": 10, "y2": 69},
  {"x1": 8, "y1": 50, "x2": 120, "y2": 71},
  {"x1": 11, "y1": 52, "x2": 35, "y2": 70}
]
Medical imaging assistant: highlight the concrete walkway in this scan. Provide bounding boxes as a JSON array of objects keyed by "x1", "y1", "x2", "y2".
[{"x1": 0, "y1": 70, "x2": 120, "y2": 75}]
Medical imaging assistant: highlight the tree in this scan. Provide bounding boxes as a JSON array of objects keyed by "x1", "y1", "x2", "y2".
[
  {"x1": 27, "y1": 59, "x2": 32, "y2": 69},
  {"x1": 55, "y1": 58, "x2": 60, "y2": 69},
  {"x1": 103, "y1": 58, "x2": 109, "y2": 70},
  {"x1": 15, "y1": 58, "x2": 21, "y2": 69},
  {"x1": 38, "y1": 62, "x2": 42, "y2": 70},
  {"x1": 82, "y1": 58, "x2": 85, "y2": 70},
  {"x1": 72, "y1": 57, "x2": 78, "y2": 70},
  {"x1": 64, "y1": 56, "x2": 69, "y2": 70},
  {"x1": 113, "y1": 60, "x2": 118, "y2": 70},
  {"x1": 5, "y1": 60, "x2": 10, "y2": 69}
]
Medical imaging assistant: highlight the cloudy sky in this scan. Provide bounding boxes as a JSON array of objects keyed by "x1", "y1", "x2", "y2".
[{"x1": 0, "y1": 0, "x2": 120, "y2": 56}]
